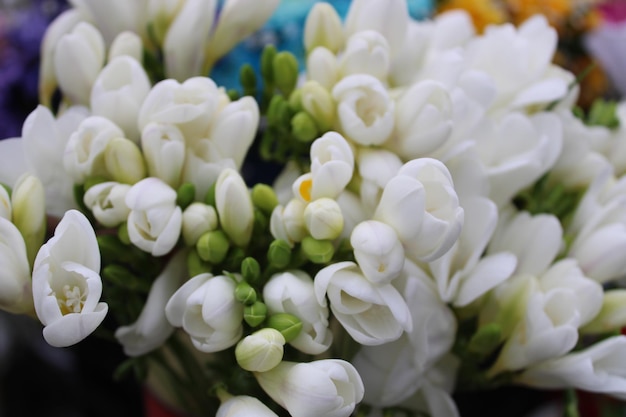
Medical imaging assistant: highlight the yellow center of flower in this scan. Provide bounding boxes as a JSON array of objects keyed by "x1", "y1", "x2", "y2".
[
  {"x1": 55, "y1": 284, "x2": 86, "y2": 315},
  {"x1": 299, "y1": 178, "x2": 312, "y2": 202}
]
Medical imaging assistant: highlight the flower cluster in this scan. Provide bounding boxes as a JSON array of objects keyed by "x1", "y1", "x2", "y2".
[{"x1": 2, "y1": 0, "x2": 626, "y2": 416}]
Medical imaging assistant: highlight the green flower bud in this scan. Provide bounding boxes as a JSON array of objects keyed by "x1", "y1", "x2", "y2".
[
  {"x1": 104, "y1": 137, "x2": 146, "y2": 184},
  {"x1": 239, "y1": 63, "x2": 257, "y2": 97},
  {"x1": 176, "y1": 182, "x2": 196, "y2": 210},
  {"x1": 300, "y1": 80, "x2": 335, "y2": 132},
  {"x1": 266, "y1": 312, "x2": 302, "y2": 343},
  {"x1": 301, "y1": 236, "x2": 334, "y2": 264},
  {"x1": 117, "y1": 222, "x2": 131, "y2": 245},
  {"x1": 291, "y1": 111, "x2": 319, "y2": 143},
  {"x1": 260, "y1": 44, "x2": 277, "y2": 85},
  {"x1": 187, "y1": 249, "x2": 213, "y2": 277},
  {"x1": 102, "y1": 264, "x2": 151, "y2": 293},
  {"x1": 251, "y1": 183, "x2": 279, "y2": 215},
  {"x1": 196, "y1": 230, "x2": 230, "y2": 264},
  {"x1": 267, "y1": 95, "x2": 291, "y2": 127},
  {"x1": 235, "y1": 328, "x2": 285, "y2": 372},
  {"x1": 468, "y1": 323, "x2": 502, "y2": 356},
  {"x1": 244, "y1": 301, "x2": 268, "y2": 327},
  {"x1": 288, "y1": 89, "x2": 304, "y2": 113},
  {"x1": 273, "y1": 51, "x2": 299, "y2": 97},
  {"x1": 204, "y1": 182, "x2": 217, "y2": 207},
  {"x1": 267, "y1": 239, "x2": 292, "y2": 269},
  {"x1": 235, "y1": 281, "x2": 257, "y2": 305},
  {"x1": 241, "y1": 257, "x2": 261, "y2": 283}
]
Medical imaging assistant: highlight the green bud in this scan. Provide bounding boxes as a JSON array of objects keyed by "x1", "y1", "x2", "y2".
[
  {"x1": 239, "y1": 63, "x2": 257, "y2": 97},
  {"x1": 273, "y1": 51, "x2": 299, "y2": 97},
  {"x1": 196, "y1": 230, "x2": 230, "y2": 264},
  {"x1": 204, "y1": 182, "x2": 217, "y2": 207},
  {"x1": 267, "y1": 95, "x2": 288, "y2": 127},
  {"x1": 291, "y1": 111, "x2": 319, "y2": 143},
  {"x1": 260, "y1": 44, "x2": 277, "y2": 85},
  {"x1": 468, "y1": 323, "x2": 502, "y2": 356},
  {"x1": 241, "y1": 257, "x2": 261, "y2": 283},
  {"x1": 117, "y1": 222, "x2": 131, "y2": 245},
  {"x1": 244, "y1": 301, "x2": 268, "y2": 327},
  {"x1": 251, "y1": 183, "x2": 279, "y2": 215},
  {"x1": 227, "y1": 89, "x2": 240, "y2": 101},
  {"x1": 253, "y1": 208, "x2": 269, "y2": 236},
  {"x1": 176, "y1": 182, "x2": 196, "y2": 210},
  {"x1": 266, "y1": 312, "x2": 302, "y2": 343},
  {"x1": 267, "y1": 239, "x2": 292, "y2": 269},
  {"x1": 187, "y1": 249, "x2": 213, "y2": 277},
  {"x1": 235, "y1": 328, "x2": 285, "y2": 372},
  {"x1": 301, "y1": 236, "x2": 334, "y2": 264},
  {"x1": 288, "y1": 89, "x2": 304, "y2": 113},
  {"x1": 224, "y1": 247, "x2": 246, "y2": 271},
  {"x1": 102, "y1": 264, "x2": 151, "y2": 293},
  {"x1": 235, "y1": 281, "x2": 257, "y2": 305}
]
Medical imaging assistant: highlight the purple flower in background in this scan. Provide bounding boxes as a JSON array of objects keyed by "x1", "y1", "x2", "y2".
[{"x1": 0, "y1": 0, "x2": 68, "y2": 139}]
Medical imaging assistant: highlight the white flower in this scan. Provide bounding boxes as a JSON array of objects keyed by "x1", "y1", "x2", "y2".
[
  {"x1": 181, "y1": 202, "x2": 218, "y2": 246},
  {"x1": 255, "y1": 359, "x2": 364, "y2": 417},
  {"x1": 83, "y1": 181, "x2": 131, "y2": 228},
  {"x1": 125, "y1": 177, "x2": 182, "y2": 256},
  {"x1": 332, "y1": 74, "x2": 395, "y2": 146},
  {"x1": 182, "y1": 138, "x2": 237, "y2": 201},
  {"x1": 165, "y1": 273, "x2": 243, "y2": 353},
  {"x1": 350, "y1": 220, "x2": 404, "y2": 284},
  {"x1": 569, "y1": 223, "x2": 626, "y2": 284},
  {"x1": 108, "y1": 31, "x2": 143, "y2": 62},
  {"x1": 263, "y1": 270, "x2": 332, "y2": 355},
  {"x1": 217, "y1": 395, "x2": 279, "y2": 417},
  {"x1": 306, "y1": 47, "x2": 340, "y2": 90},
  {"x1": 303, "y1": 2, "x2": 344, "y2": 54},
  {"x1": 69, "y1": 0, "x2": 141, "y2": 44},
  {"x1": 163, "y1": 0, "x2": 216, "y2": 81},
  {"x1": 314, "y1": 261, "x2": 412, "y2": 345},
  {"x1": 0, "y1": 218, "x2": 33, "y2": 314},
  {"x1": 32, "y1": 210, "x2": 108, "y2": 347},
  {"x1": 235, "y1": 328, "x2": 285, "y2": 372},
  {"x1": 0, "y1": 186, "x2": 10, "y2": 220},
  {"x1": 309, "y1": 131, "x2": 355, "y2": 200},
  {"x1": 340, "y1": 30, "x2": 390, "y2": 81},
  {"x1": 215, "y1": 168, "x2": 254, "y2": 248},
  {"x1": 54, "y1": 22, "x2": 105, "y2": 105},
  {"x1": 11, "y1": 174, "x2": 46, "y2": 265},
  {"x1": 141, "y1": 122, "x2": 186, "y2": 188},
  {"x1": 270, "y1": 199, "x2": 308, "y2": 246},
  {"x1": 517, "y1": 335, "x2": 626, "y2": 400},
  {"x1": 115, "y1": 251, "x2": 187, "y2": 356},
  {"x1": 0, "y1": 105, "x2": 88, "y2": 217},
  {"x1": 63, "y1": 115, "x2": 125, "y2": 184},
  {"x1": 90, "y1": 55, "x2": 151, "y2": 142},
  {"x1": 357, "y1": 147, "x2": 403, "y2": 214},
  {"x1": 303, "y1": 198, "x2": 344, "y2": 240}
]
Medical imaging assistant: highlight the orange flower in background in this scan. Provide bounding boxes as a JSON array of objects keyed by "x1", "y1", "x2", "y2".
[{"x1": 437, "y1": 0, "x2": 507, "y2": 32}]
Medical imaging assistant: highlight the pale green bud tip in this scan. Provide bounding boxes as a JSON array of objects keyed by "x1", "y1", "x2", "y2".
[
  {"x1": 176, "y1": 183, "x2": 196, "y2": 209},
  {"x1": 251, "y1": 184, "x2": 279, "y2": 215},
  {"x1": 266, "y1": 313, "x2": 302, "y2": 343},
  {"x1": 261, "y1": 44, "x2": 277, "y2": 84},
  {"x1": 468, "y1": 323, "x2": 502, "y2": 356},
  {"x1": 105, "y1": 137, "x2": 146, "y2": 184},
  {"x1": 292, "y1": 111, "x2": 319, "y2": 143},
  {"x1": 196, "y1": 230, "x2": 230, "y2": 264},
  {"x1": 267, "y1": 239, "x2": 292, "y2": 268},
  {"x1": 205, "y1": 182, "x2": 217, "y2": 207},
  {"x1": 288, "y1": 89, "x2": 304, "y2": 113},
  {"x1": 241, "y1": 257, "x2": 261, "y2": 283},
  {"x1": 235, "y1": 281, "x2": 257, "y2": 305},
  {"x1": 235, "y1": 328, "x2": 285, "y2": 372},
  {"x1": 273, "y1": 51, "x2": 299, "y2": 96},
  {"x1": 244, "y1": 301, "x2": 268, "y2": 327},
  {"x1": 301, "y1": 236, "x2": 334, "y2": 264},
  {"x1": 117, "y1": 222, "x2": 131, "y2": 245},
  {"x1": 187, "y1": 250, "x2": 213, "y2": 277}
]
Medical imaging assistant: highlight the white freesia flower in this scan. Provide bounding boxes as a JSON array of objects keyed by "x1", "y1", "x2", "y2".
[
  {"x1": 0, "y1": 105, "x2": 88, "y2": 217},
  {"x1": 32, "y1": 210, "x2": 108, "y2": 347},
  {"x1": 309, "y1": 131, "x2": 355, "y2": 200},
  {"x1": 183, "y1": 138, "x2": 237, "y2": 201},
  {"x1": 54, "y1": 21, "x2": 105, "y2": 105},
  {"x1": 255, "y1": 359, "x2": 364, "y2": 417},
  {"x1": 306, "y1": 46, "x2": 340, "y2": 90},
  {"x1": 90, "y1": 55, "x2": 151, "y2": 142},
  {"x1": 83, "y1": 181, "x2": 131, "y2": 228},
  {"x1": 269, "y1": 199, "x2": 308, "y2": 246},
  {"x1": 63, "y1": 115, "x2": 125, "y2": 184},
  {"x1": 263, "y1": 270, "x2": 332, "y2": 355},
  {"x1": 216, "y1": 395, "x2": 279, "y2": 417},
  {"x1": 303, "y1": 2, "x2": 344, "y2": 54},
  {"x1": 300, "y1": 80, "x2": 336, "y2": 131},
  {"x1": 11, "y1": 174, "x2": 46, "y2": 266},
  {"x1": 340, "y1": 30, "x2": 390, "y2": 81},
  {"x1": 141, "y1": 122, "x2": 186, "y2": 188},
  {"x1": 336, "y1": 190, "x2": 368, "y2": 239},
  {"x1": 582, "y1": 290, "x2": 626, "y2": 335},
  {"x1": 375, "y1": 158, "x2": 464, "y2": 262},
  {"x1": 303, "y1": 198, "x2": 344, "y2": 240},
  {"x1": 125, "y1": 177, "x2": 182, "y2": 256},
  {"x1": 0, "y1": 186, "x2": 10, "y2": 220},
  {"x1": 314, "y1": 261, "x2": 412, "y2": 345},
  {"x1": 569, "y1": 223, "x2": 626, "y2": 284},
  {"x1": 235, "y1": 328, "x2": 285, "y2": 372},
  {"x1": 332, "y1": 74, "x2": 395, "y2": 146},
  {"x1": 0, "y1": 218, "x2": 33, "y2": 314},
  {"x1": 115, "y1": 251, "x2": 187, "y2": 356},
  {"x1": 357, "y1": 147, "x2": 403, "y2": 214},
  {"x1": 108, "y1": 31, "x2": 143, "y2": 62},
  {"x1": 517, "y1": 335, "x2": 626, "y2": 399},
  {"x1": 69, "y1": 0, "x2": 141, "y2": 44},
  {"x1": 163, "y1": 0, "x2": 216, "y2": 81},
  {"x1": 165, "y1": 273, "x2": 243, "y2": 353},
  {"x1": 215, "y1": 168, "x2": 254, "y2": 248},
  {"x1": 386, "y1": 80, "x2": 453, "y2": 159},
  {"x1": 350, "y1": 220, "x2": 404, "y2": 285},
  {"x1": 182, "y1": 202, "x2": 218, "y2": 247}
]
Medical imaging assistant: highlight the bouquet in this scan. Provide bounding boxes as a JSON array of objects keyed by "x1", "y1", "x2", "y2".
[{"x1": 1, "y1": 0, "x2": 626, "y2": 416}]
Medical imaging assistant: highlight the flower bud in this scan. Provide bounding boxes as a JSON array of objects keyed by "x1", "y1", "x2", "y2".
[
  {"x1": 244, "y1": 301, "x2": 268, "y2": 327},
  {"x1": 104, "y1": 137, "x2": 147, "y2": 184},
  {"x1": 239, "y1": 63, "x2": 257, "y2": 96},
  {"x1": 12, "y1": 174, "x2": 46, "y2": 266},
  {"x1": 350, "y1": 220, "x2": 404, "y2": 284},
  {"x1": 291, "y1": 111, "x2": 319, "y2": 143},
  {"x1": 108, "y1": 31, "x2": 143, "y2": 62},
  {"x1": 266, "y1": 313, "x2": 302, "y2": 343},
  {"x1": 301, "y1": 236, "x2": 334, "y2": 264},
  {"x1": 468, "y1": 323, "x2": 502, "y2": 356},
  {"x1": 0, "y1": 218, "x2": 34, "y2": 314},
  {"x1": 176, "y1": 183, "x2": 196, "y2": 210},
  {"x1": 83, "y1": 181, "x2": 131, "y2": 228},
  {"x1": 141, "y1": 122, "x2": 186, "y2": 188},
  {"x1": 251, "y1": 183, "x2": 279, "y2": 215},
  {"x1": 273, "y1": 51, "x2": 299, "y2": 97},
  {"x1": 241, "y1": 257, "x2": 261, "y2": 283},
  {"x1": 0, "y1": 185, "x2": 11, "y2": 220},
  {"x1": 182, "y1": 202, "x2": 218, "y2": 247},
  {"x1": 267, "y1": 239, "x2": 292, "y2": 269},
  {"x1": 235, "y1": 281, "x2": 257, "y2": 305},
  {"x1": 235, "y1": 328, "x2": 285, "y2": 372},
  {"x1": 196, "y1": 230, "x2": 230, "y2": 264},
  {"x1": 304, "y1": 2, "x2": 344, "y2": 54},
  {"x1": 300, "y1": 80, "x2": 335, "y2": 132},
  {"x1": 216, "y1": 168, "x2": 254, "y2": 248},
  {"x1": 306, "y1": 47, "x2": 339, "y2": 90},
  {"x1": 304, "y1": 197, "x2": 344, "y2": 240},
  {"x1": 581, "y1": 290, "x2": 626, "y2": 334},
  {"x1": 187, "y1": 250, "x2": 213, "y2": 277}
]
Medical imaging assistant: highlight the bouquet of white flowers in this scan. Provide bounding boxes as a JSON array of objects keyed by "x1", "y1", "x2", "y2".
[{"x1": 2, "y1": 0, "x2": 626, "y2": 416}]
